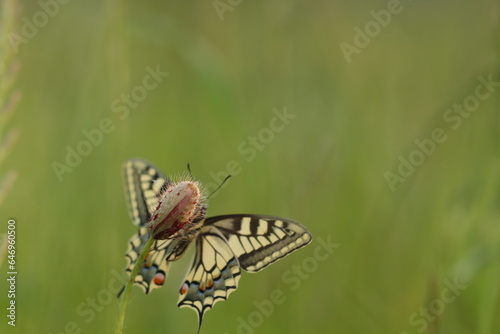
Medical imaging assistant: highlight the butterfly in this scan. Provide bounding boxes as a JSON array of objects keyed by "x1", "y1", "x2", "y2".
[{"x1": 120, "y1": 158, "x2": 312, "y2": 332}]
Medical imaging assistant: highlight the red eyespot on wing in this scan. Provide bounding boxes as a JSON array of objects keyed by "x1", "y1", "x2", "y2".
[
  {"x1": 180, "y1": 283, "x2": 189, "y2": 295},
  {"x1": 199, "y1": 282, "x2": 205, "y2": 292},
  {"x1": 153, "y1": 273, "x2": 165, "y2": 285}
]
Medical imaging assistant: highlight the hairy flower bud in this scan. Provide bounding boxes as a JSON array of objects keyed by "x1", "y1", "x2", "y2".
[{"x1": 148, "y1": 181, "x2": 201, "y2": 239}]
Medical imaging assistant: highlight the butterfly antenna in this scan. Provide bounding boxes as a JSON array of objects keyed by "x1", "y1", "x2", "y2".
[
  {"x1": 207, "y1": 174, "x2": 231, "y2": 200},
  {"x1": 187, "y1": 163, "x2": 194, "y2": 180}
]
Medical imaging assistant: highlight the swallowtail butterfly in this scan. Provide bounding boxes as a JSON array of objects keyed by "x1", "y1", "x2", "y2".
[{"x1": 121, "y1": 158, "x2": 312, "y2": 332}]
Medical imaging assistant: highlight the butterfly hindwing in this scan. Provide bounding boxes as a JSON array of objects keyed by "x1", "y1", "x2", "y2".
[
  {"x1": 177, "y1": 215, "x2": 312, "y2": 331},
  {"x1": 122, "y1": 159, "x2": 181, "y2": 294},
  {"x1": 178, "y1": 226, "x2": 241, "y2": 332},
  {"x1": 204, "y1": 214, "x2": 313, "y2": 272},
  {"x1": 122, "y1": 159, "x2": 172, "y2": 226},
  {"x1": 124, "y1": 226, "x2": 192, "y2": 294}
]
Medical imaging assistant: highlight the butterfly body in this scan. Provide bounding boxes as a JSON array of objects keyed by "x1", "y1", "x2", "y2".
[{"x1": 121, "y1": 159, "x2": 312, "y2": 332}]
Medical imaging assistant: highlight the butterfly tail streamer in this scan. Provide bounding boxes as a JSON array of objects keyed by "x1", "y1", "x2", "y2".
[{"x1": 117, "y1": 285, "x2": 125, "y2": 299}]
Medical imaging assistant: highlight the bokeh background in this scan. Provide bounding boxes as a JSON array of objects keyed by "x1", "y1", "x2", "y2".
[{"x1": 1, "y1": 0, "x2": 499, "y2": 333}]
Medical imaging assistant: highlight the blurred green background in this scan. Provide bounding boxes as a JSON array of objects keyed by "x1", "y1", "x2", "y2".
[{"x1": 1, "y1": 0, "x2": 499, "y2": 333}]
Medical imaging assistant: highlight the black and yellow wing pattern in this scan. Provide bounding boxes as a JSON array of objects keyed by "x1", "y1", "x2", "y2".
[
  {"x1": 121, "y1": 158, "x2": 313, "y2": 332},
  {"x1": 178, "y1": 215, "x2": 312, "y2": 331}
]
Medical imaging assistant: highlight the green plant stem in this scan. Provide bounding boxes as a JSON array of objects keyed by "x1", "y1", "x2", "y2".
[{"x1": 115, "y1": 235, "x2": 155, "y2": 334}]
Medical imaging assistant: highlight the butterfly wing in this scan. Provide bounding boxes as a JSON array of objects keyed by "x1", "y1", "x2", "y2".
[
  {"x1": 177, "y1": 225, "x2": 241, "y2": 332},
  {"x1": 123, "y1": 226, "x2": 191, "y2": 294},
  {"x1": 121, "y1": 159, "x2": 184, "y2": 294},
  {"x1": 122, "y1": 158, "x2": 172, "y2": 226},
  {"x1": 205, "y1": 214, "x2": 312, "y2": 272},
  {"x1": 177, "y1": 215, "x2": 312, "y2": 331}
]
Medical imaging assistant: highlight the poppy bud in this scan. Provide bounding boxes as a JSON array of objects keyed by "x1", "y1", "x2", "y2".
[{"x1": 148, "y1": 181, "x2": 201, "y2": 239}]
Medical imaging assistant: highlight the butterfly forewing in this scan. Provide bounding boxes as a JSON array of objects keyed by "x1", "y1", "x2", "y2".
[
  {"x1": 122, "y1": 159, "x2": 181, "y2": 294},
  {"x1": 178, "y1": 215, "x2": 312, "y2": 331},
  {"x1": 204, "y1": 214, "x2": 312, "y2": 272},
  {"x1": 122, "y1": 159, "x2": 172, "y2": 226}
]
